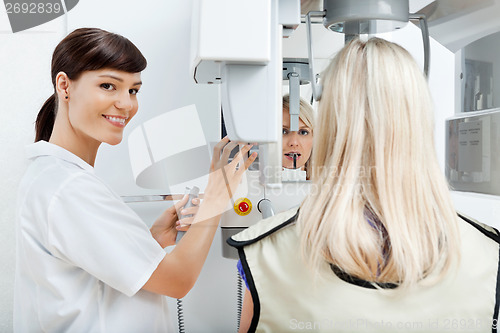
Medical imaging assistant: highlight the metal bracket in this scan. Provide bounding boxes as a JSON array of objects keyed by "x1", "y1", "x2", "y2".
[
  {"x1": 121, "y1": 194, "x2": 185, "y2": 203},
  {"x1": 288, "y1": 72, "x2": 301, "y2": 131},
  {"x1": 409, "y1": 13, "x2": 430, "y2": 79},
  {"x1": 305, "y1": 10, "x2": 326, "y2": 101}
]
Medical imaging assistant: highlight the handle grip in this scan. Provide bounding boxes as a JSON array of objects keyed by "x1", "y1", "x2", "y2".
[{"x1": 176, "y1": 186, "x2": 200, "y2": 243}]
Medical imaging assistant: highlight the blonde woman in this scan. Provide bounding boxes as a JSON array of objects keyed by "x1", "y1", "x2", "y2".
[
  {"x1": 282, "y1": 95, "x2": 314, "y2": 179},
  {"x1": 229, "y1": 38, "x2": 500, "y2": 332}
]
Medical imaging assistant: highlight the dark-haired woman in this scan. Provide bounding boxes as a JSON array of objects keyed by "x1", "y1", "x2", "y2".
[{"x1": 14, "y1": 28, "x2": 256, "y2": 332}]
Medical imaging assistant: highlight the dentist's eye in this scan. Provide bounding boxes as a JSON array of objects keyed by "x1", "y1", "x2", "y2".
[
  {"x1": 100, "y1": 83, "x2": 114, "y2": 91},
  {"x1": 129, "y1": 88, "x2": 140, "y2": 95}
]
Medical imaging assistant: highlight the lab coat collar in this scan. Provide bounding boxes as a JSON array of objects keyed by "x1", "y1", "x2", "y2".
[{"x1": 26, "y1": 141, "x2": 95, "y2": 172}]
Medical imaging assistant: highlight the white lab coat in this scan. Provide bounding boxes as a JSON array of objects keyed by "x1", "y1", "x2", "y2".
[{"x1": 14, "y1": 141, "x2": 172, "y2": 332}]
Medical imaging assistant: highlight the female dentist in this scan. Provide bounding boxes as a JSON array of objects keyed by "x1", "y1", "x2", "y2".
[{"x1": 14, "y1": 27, "x2": 256, "y2": 332}]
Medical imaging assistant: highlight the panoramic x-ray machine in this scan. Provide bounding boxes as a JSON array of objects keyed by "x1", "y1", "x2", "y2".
[{"x1": 190, "y1": 0, "x2": 430, "y2": 259}]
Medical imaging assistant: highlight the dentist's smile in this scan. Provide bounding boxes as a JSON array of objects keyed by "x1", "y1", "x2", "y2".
[{"x1": 103, "y1": 115, "x2": 128, "y2": 127}]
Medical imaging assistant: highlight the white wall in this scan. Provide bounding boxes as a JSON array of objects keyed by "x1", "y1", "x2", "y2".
[{"x1": 0, "y1": 11, "x2": 67, "y2": 331}]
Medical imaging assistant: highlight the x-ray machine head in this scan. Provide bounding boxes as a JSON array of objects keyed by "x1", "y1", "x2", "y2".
[
  {"x1": 191, "y1": 0, "x2": 301, "y2": 187},
  {"x1": 191, "y1": 0, "x2": 429, "y2": 187}
]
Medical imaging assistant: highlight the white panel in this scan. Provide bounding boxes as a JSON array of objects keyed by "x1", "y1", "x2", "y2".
[
  {"x1": 197, "y1": 0, "x2": 271, "y2": 63},
  {"x1": 427, "y1": 1, "x2": 500, "y2": 52},
  {"x1": 192, "y1": 0, "x2": 273, "y2": 83},
  {"x1": 452, "y1": 191, "x2": 500, "y2": 230},
  {"x1": 279, "y1": 0, "x2": 300, "y2": 27},
  {"x1": 222, "y1": 64, "x2": 275, "y2": 141},
  {"x1": 409, "y1": 0, "x2": 434, "y2": 13}
]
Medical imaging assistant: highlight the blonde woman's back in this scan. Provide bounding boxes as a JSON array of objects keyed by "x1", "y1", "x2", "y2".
[
  {"x1": 298, "y1": 37, "x2": 460, "y2": 288},
  {"x1": 230, "y1": 37, "x2": 500, "y2": 333}
]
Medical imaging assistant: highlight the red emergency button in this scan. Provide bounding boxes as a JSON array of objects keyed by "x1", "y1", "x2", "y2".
[
  {"x1": 234, "y1": 198, "x2": 252, "y2": 216},
  {"x1": 239, "y1": 202, "x2": 249, "y2": 212}
]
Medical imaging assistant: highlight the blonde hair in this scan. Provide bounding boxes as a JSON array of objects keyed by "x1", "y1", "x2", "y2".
[
  {"x1": 298, "y1": 38, "x2": 460, "y2": 289},
  {"x1": 282, "y1": 95, "x2": 315, "y2": 178}
]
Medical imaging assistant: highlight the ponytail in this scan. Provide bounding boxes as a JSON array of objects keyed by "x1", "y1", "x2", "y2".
[{"x1": 35, "y1": 94, "x2": 57, "y2": 142}]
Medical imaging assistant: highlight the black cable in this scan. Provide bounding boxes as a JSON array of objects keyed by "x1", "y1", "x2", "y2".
[
  {"x1": 237, "y1": 270, "x2": 243, "y2": 331},
  {"x1": 177, "y1": 298, "x2": 185, "y2": 333}
]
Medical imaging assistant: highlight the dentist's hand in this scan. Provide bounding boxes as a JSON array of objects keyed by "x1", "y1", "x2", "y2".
[
  {"x1": 143, "y1": 137, "x2": 257, "y2": 298},
  {"x1": 202, "y1": 137, "x2": 257, "y2": 218},
  {"x1": 176, "y1": 197, "x2": 200, "y2": 231},
  {"x1": 150, "y1": 194, "x2": 200, "y2": 248}
]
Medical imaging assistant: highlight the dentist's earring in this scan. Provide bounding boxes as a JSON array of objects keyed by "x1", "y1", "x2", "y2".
[{"x1": 65, "y1": 96, "x2": 68, "y2": 99}]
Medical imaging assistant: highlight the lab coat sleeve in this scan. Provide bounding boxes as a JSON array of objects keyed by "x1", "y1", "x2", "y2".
[{"x1": 46, "y1": 172, "x2": 166, "y2": 297}]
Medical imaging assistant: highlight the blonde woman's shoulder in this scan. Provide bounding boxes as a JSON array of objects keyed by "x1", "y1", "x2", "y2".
[{"x1": 228, "y1": 207, "x2": 299, "y2": 246}]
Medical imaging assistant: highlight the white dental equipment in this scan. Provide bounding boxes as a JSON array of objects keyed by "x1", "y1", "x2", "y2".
[
  {"x1": 176, "y1": 186, "x2": 200, "y2": 243},
  {"x1": 191, "y1": 0, "x2": 431, "y2": 258},
  {"x1": 191, "y1": 0, "x2": 302, "y2": 187},
  {"x1": 191, "y1": 0, "x2": 430, "y2": 188},
  {"x1": 306, "y1": 0, "x2": 430, "y2": 101}
]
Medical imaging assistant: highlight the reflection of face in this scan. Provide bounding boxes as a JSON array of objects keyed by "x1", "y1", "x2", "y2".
[
  {"x1": 67, "y1": 69, "x2": 142, "y2": 146},
  {"x1": 282, "y1": 109, "x2": 313, "y2": 170}
]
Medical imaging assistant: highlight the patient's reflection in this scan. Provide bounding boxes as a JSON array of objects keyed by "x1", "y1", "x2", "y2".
[{"x1": 282, "y1": 95, "x2": 314, "y2": 179}]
